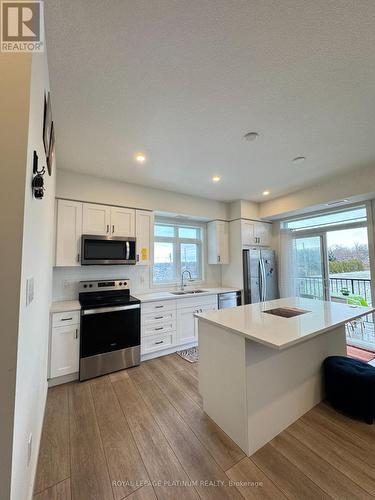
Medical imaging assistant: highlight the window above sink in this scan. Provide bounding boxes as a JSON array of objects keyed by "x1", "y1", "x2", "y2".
[{"x1": 153, "y1": 218, "x2": 204, "y2": 285}]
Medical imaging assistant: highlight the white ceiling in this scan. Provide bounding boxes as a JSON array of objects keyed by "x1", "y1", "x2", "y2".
[{"x1": 45, "y1": 0, "x2": 375, "y2": 202}]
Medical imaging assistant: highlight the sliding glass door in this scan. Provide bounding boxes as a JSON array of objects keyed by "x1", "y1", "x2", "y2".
[{"x1": 294, "y1": 235, "x2": 328, "y2": 300}]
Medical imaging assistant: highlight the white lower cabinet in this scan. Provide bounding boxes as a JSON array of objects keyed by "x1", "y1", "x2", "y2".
[
  {"x1": 141, "y1": 295, "x2": 218, "y2": 357},
  {"x1": 50, "y1": 311, "x2": 80, "y2": 380},
  {"x1": 176, "y1": 306, "x2": 197, "y2": 345}
]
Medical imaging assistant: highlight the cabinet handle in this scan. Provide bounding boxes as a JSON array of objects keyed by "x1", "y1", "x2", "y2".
[
  {"x1": 106, "y1": 224, "x2": 109, "y2": 233},
  {"x1": 217, "y1": 255, "x2": 221, "y2": 263},
  {"x1": 155, "y1": 316, "x2": 163, "y2": 319},
  {"x1": 155, "y1": 326, "x2": 164, "y2": 331},
  {"x1": 75, "y1": 329, "x2": 78, "y2": 339},
  {"x1": 155, "y1": 340, "x2": 164, "y2": 345},
  {"x1": 112, "y1": 225, "x2": 115, "y2": 234},
  {"x1": 155, "y1": 305, "x2": 163, "y2": 309},
  {"x1": 77, "y1": 253, "x2": 80, "y2": 263},
  {"x1": 61, "y1": 317, "x2": 73, "y2": 321}
]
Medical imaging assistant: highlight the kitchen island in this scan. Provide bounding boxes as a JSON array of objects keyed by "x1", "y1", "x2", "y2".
[{"x1": 196, "y1": 297, "x2": 373, "y2": 456}]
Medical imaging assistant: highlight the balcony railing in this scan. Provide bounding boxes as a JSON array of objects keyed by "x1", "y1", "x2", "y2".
[
  {"x1": 297, "y1": 276, "x2": 375, "y2": 349},
  {"x1": 297, "y1": 276, "x2": 372, "y2": 306}
]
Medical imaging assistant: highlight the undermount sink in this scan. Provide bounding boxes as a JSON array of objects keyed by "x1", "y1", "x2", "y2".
[{"x1": 170, "y1": 289, "x2": 207, "y2": 295}]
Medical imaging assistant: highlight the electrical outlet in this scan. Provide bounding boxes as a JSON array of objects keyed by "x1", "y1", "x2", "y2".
[
  {"x1": 27, "y1": 433, "x2": 32, "y2": 466},
  {"x1": 26, "y1": 277, "x2": 34, "y2": 306}
]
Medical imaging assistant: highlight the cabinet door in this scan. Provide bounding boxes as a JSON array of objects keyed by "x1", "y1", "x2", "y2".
[
  {"x1": 136, "y1": 210, "x2": 154, "y2": 265},
  {"x1": 207, "y1": 221, "x2": 229, "y2": 264},
  {"x1": 82, "y1": 203, "x2": 111, "y2": 235},
  {"x1": 241, "y1": 221, "x2": 255, "y2": 246},
  {"x1": 255, "y1": 222, "x2": 272, "y2": 246},
  {"x1": 50, "y1": 324, "x2": 79, "y2": 378},
  {"x1": 176, "y1": 307, "x2": 197, "y2": 345},
  {"x1": 110, "y1": 207, "x2": 135, "y2": 237},
  {"x1": 55, "y1": 199, "x2": 82, "y2": 266},
  {"x1": 194, "y1": 302, "x2": 218, "y2": 341},
  {"x1": 217, "y1": 221, "x2": 229, "y2": 264}
]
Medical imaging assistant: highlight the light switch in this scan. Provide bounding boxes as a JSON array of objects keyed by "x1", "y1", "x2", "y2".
[{"x1": 26, "y1": 277, "x2": 34, "y2": 306}]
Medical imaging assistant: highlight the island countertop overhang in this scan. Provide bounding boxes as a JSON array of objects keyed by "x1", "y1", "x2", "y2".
[{"x1": 196, "y1": 297, "x2": 374, "y2": 350}]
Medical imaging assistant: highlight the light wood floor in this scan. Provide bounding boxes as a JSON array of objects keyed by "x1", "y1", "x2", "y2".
[{"x1": 34, "y1": 354, "x2": 375, "y2": 500}]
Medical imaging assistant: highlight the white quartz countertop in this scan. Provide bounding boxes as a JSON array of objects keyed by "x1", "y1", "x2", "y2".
[
  {"x1": 50, "y1": 300, "x2": 81, "y2": 313},
  {"x1": 134, "y1": 287, "x2": 240, "y2": 303},
  {"x1": 50, "y1": 288, "x2": 240, "y2": 311},
  {"x1": 196, "y1": 297, "x2": 374, "y2": 350}
]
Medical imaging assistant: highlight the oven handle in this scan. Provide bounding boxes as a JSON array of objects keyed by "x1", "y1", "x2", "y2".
[{"x1": 82, "y1": 304, "x2": 140, "y2": 315}]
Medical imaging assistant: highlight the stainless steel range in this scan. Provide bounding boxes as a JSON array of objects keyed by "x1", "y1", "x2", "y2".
[{"x1": 79, "y1": 279, "x2": 140, "y2": 381}]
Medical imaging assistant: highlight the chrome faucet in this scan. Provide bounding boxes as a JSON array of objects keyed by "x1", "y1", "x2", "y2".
[{"x1": 180, "y1": 270, "x2": 193, "y2": 291}]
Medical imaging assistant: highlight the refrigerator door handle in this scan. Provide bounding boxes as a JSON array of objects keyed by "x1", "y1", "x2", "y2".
[
  {"x1": 243, "y1": 250, "x2": 250, "y2": 304},
  {"x1": 259, "y1": 260, "x2": 263, "y2": 301},
  {"x1": 262, "y1": 259, "x2": 267, "y2": 301},
  {"x1": 260, "y1": 258, "x2": 266, "y2": 301}
]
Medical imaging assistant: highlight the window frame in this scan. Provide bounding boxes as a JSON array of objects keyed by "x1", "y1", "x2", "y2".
[{"x1": 152, "y1": 218, "x2": 205, "y2": 286}]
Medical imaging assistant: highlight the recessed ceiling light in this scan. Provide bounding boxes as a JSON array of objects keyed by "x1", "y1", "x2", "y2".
[
  {"x1": 212, "y1": 176, "x2": 221, "y2": 182},
  {"x1": 135, "y1": 154, "x2": 146, "y2": 164},
  {"x1": 244, "y1": 132, "x2": 259, "y2": 142},
  {"x1": 263, "y1": 190, "x2": 270, "y2": 196},
  {"x1": 292, "y1": 156, "x2": 306, "y2": 164}
]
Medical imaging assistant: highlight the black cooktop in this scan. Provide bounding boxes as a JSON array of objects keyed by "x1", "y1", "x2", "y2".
[{"x1": 79, "y1": 289, "x2": 140, "y2": 310}]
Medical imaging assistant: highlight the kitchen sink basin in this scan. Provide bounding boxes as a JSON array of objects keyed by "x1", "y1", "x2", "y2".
[{"x1": 170, "y1": 289, "x2": 207, "y2": 295}]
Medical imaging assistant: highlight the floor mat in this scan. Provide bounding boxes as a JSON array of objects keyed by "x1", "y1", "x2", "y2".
[{"x1": 176, "y1": 346, "x2": 199, "y2": 363}]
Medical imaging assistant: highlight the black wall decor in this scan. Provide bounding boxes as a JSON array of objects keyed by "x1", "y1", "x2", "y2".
[{"x1": 32, "y1": 150, "x2": 46, "y2": 199}]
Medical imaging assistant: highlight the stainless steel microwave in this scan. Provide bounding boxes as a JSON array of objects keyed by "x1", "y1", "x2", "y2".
[{"x1": 81, "y1": 235, "x2": 136, "y2": 265}]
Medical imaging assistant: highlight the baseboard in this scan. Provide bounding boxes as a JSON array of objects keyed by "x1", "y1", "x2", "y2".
[
  {"x1": 27, "y1": 380, "x2": 48, "y2": 500},
  {"x1": 141, "y1": 341, "x2": 198, "y2": 361},
  {"x1": 48, "y1": 372, "x2": 78, "y2": 387}
]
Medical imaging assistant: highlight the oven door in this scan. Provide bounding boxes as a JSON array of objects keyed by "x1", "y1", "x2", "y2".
[
  {"x1": 80, "y1": 304, "x2": 140, "y2": 358},
  {"x1": 81, "y1": 235, "x2": 136, "y2": 265}
]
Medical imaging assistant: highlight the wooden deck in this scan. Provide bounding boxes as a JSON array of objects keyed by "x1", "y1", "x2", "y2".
[{"x1": 34, "y1": 354, "x2": 375, "y2": 500}]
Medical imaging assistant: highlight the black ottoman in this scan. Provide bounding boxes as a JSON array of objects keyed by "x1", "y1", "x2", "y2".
[{"x1": 324, "y1": 356, "x2": 375, "y2": 424}]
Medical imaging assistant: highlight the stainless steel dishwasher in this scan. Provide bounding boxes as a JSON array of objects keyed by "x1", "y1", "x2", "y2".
[{"x1": 218, "y1": 291, "x2": 242, "y2": 309}]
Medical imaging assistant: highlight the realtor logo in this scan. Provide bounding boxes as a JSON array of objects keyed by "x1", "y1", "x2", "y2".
[{"x1": 1, "y1": 1, "x2": 44, "y2": 52}]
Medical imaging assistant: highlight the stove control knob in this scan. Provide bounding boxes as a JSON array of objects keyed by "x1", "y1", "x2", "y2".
[
  {"x1": 89, "y1": 284, "x2": 93, "y2": 288},
  {"x1": 119, "y1": 282, "x2": 122, "y2": 286},
  {"x1": 124, "y1": 281, "x2": 127, "y2": 286},
  {"x1": 84, "y1": 284, "x2": 87, "y2": 288}
]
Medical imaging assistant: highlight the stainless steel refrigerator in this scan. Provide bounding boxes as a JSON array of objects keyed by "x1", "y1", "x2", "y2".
[{"x1": 243, "y1": 249, "x2": 279, "y2": 304}]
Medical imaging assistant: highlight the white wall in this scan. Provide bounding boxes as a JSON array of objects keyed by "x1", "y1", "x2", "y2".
[
  {"x1": 10, "y1": 48, "x2": 56, "y2": 500},
  {"x1": 259, "y1": 163, "x2": 375, "y2": 220},
  {"x1": 0, "y1": 53, "x2": 32, "y2": 500},
  {"x1": 57, "y1": 169, "x2": 229, "y2": 220},
  {"x1": 53, "y1": 170, "x2": 224, "y2": 296}
]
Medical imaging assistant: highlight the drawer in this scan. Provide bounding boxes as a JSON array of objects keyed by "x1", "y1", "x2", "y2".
[
  {"x1": 176, "y1": 294, "x2": 217, "y2": 310},
  {"x1": 142, "y1": 320, "x2": 176, "y2": 338},
  {"x1": 52, "y1": 310, "x2": 80, "y2": 327},
  {"x1": 141, "y1": 332, "x2": 175, "y2": 354},
  {"x1": 142, "y1": 309, "x2": 176, "y2": 326},
  {"x1": 141, "y1": 299, "x2": 177, "y2": 313}
]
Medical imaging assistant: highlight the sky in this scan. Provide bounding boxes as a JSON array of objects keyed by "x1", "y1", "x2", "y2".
[{"x1": 326, "y1": 227, "x2": 368, "y2": 248}]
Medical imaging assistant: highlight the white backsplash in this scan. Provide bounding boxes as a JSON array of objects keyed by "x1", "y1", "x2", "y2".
[{"x1": 52, "y1": 263, "x2": 221, "y2": 301}]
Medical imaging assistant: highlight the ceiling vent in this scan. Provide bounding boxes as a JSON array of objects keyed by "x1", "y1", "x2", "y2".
[{"x1": 326, "y1": 199, "x2": 349, "y2": 206}]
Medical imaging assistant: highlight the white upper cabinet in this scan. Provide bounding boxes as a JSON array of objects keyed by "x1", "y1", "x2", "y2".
[
  {"x1": 82, "y1": 203, "x2": 111, "y2": 235},
  {"x1": 55, "y1": 199, "x2": 82, "y2": 266},
  {"x1": 254, "y1": 221, "x2": 272, "y2": 247},
  {"x1": 82, "y1": 204, "x2": 135, "y2": 237},
  {"x1": 207, "y1": 220, "x2": 229, "y2": 264},
  {"x1": 135, "y1": 210, "x2": 154, "y2": 265},
  {"x1": 110, "y1": 206, "x2": 135, "y2": 237},
  {"x1": 241, "y1": 220, "x2": 272, "y2": 247},
  {"x1": 55, "y1": 199, "x2": 150, "y2": 267},
  {"x1": 241, "y1": 220, "x2": 255, "y2": 246}
]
